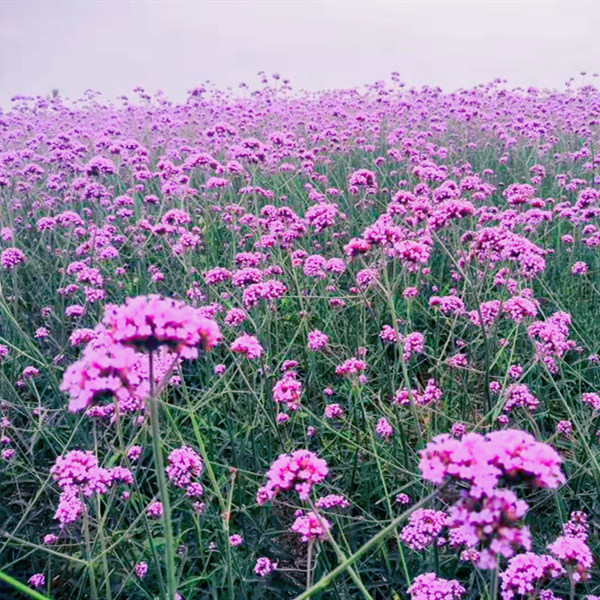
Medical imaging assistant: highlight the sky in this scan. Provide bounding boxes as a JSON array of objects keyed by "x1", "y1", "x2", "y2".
[{"x1": 1, "y1": 0, "x2": 600, "y2": 109}]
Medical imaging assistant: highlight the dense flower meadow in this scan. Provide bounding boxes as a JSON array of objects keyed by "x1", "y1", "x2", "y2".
[{"x1": 1, "y1": 74, "x2": 600, "y2": 599}]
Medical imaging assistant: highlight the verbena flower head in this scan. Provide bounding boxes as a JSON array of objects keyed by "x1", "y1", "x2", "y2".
[
  {"x1": 103, "y1": 295, "x2": 221, "y2": 357},
  {"x1": 448, "y1": 489, "x2": 531, "y2": 569},
  {"x1": 230, "y1": 334, "x2": 263, "y2": 359},
  {"x1": 50, "y1": 450, "x2": 132, "y2": 526},
  {"x1": 548, "y1": 535, "x2": 594, "y2": 583},
  {"x1": 257, "y1": 449, "x2": 328, "y2": 504},
  {"x1": 1, "y1": 247, "x2": 26, "y2": 271},
  {"x1": 254, "y1": 556, "x2": 278, "y2": 577},
  {"x1": 272, "y1": 372, "x2": 303, "y2": 411},
  {"x1": 400, "y1": 509, "x2": 447, "y2": 550},
  {"x1": 28, "y1": 573, "x2": 46, "y2": 589},
  {"x1": 407, "y1": 573, "x2": 465, "y2": 600},
  {"x1": 60, "y1": 329, "x2": 147, "y2": 413},
  {"x1": 419, "y1": 429, "x2": 565, "y2": 496},
  {"x1": 147, "y1": 500, "x2": 164, "y2": 518},
  {"x1": 135, "y1": 561, "x2": 148, "y2": 579},
  {"x1": 290, "y1": 511, "x2": 332, "y2": 542},
  {"x1": 166, "y1": 446, "x2": 203, "y2": 489},
  {"x1": 500, "y1": 553, "x2": 564, "y2": 600}
]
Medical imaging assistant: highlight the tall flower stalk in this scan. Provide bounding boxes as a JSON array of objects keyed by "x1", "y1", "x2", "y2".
[{"x1": 148, "y1": 349, "x2": 177, "y2": 600}]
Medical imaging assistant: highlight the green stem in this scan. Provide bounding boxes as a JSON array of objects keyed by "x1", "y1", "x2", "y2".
[
  {"x1": 148, "y1": 350, "x2": 177, "y2": 600},
  {"x1": 294, "y1": 490, "x2": 438, "y2": 600},
  {"x1": 82, "y1": 501, "x2": 99, "y2": 600},
  {"x1": 306, "y1": 541, "x2": 314, "y2": 593}
]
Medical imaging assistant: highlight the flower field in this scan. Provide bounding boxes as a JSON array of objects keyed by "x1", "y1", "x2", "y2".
[{"x1": 1, "y1": 76, "x2": 600, "y2": 599}]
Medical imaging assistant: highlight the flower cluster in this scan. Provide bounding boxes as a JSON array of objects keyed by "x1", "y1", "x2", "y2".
[
  {"x1": 166, "y1": 446, "x2": 204, "y2": 490},
  {"x1": 407, "y1": 573, "x2": 465, "y2": 600},
  {"x1": 257, "y1": 449, "x2": 328, "y2": 504},
  {"x1": 103, "y1": 295, "x2": 222, "y2": 357},
  {"x1": 51, "y1": 450, "x2": 132, "y2": 526}
]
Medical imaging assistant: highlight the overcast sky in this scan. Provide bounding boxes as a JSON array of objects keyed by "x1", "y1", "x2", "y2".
[{"x1": 1, "y1": 0, "x2": 600, "y2": 109}]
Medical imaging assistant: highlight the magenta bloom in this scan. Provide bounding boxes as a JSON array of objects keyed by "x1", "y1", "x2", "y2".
[
  {"x1": 147, "y1": 500, "x2": 164, "y2": 518},
  {"x1": 135, "y1": 561, "x2": 148, "y2": 579},
  {"x1": 103, "y1": 295, "x2": 222, "y2": 358},
  {"x1": 324, "y1": 403, "x2": 344, "y2": 419},
  {"x1": 548, "y1": 535, "x2": 594, "y2": 583},
  {"x1": 419, "y1": 429, "x2": 565, "y2": 495},
  {"x1": 400, "y1": 509, "x2": 447, "y2": 551},
  {"x1": 27, "y1": 573, "x2": 46, "y2": 589},
  {"x1": 448, "y1": 489, "x2": 531, "y2": 569},
  {"x1": 375, "y1": 417, "x2": 394, "y2": 439},
  {"x1": 315, "y1": 494, "x2": 350, "y2": 509},
  {"x1": 257, "y1": 449, "x2": 328, "y2": 504},
  {"x1": 166, "y1": 446, "x2": 203, "y2": 488},
  {"x1": 50, "y1": 450, "x2": 132, "y2": 526},
  {"x1": 272, "y1": 373, "x2": 303, "y2": 411},
  {"x1": 230, "y1": 334, "x2": 263, "y2": 359},
  {"x1": 1, "y1": 247, "x2": 26, "y2": 271},
  {"x1": 290, "y1": 511, "x2": 332, "y2": 542},
  {"x1": 407, "y1": 573, "x2": 465, "y2": 600},
  {"x1": 254, "y1": 556, "x2": 278, "y2": 577},
  {"x1": 503, "y1": 383, "x2": 539, "y2": 413},
  {"x1": 307, "y1": 329, "x2": 329, "y2": 351},
  {"x1": 500, "y1": 553, "x2": 564, "y2": 600},
  {"x1": 60, "y1": 330, "x2": 148, "y2": 413}
]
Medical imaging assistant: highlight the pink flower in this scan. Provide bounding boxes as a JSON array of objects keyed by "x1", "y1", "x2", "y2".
[
  {"x1": 254, "y1": 556, "x2": 278, "y2": 577},
  {"x1": 166, "y1": 446, "x2": 203, "y2": 488},
  {"x1": 500, "y1": 553, "x2": 564, "y2": 600},
  {"x1": 230, "y1": 334, "x2": 263, "y2": 359},
  {"x1": 448, "y1": 489, "x2": 531, "y2": 569},
  {"x1": 419, "y1": 429, "x2": 564, "y2": 494},
  {"x1": 324, "y1": 403, "x2": 344, "y2": 419},
  {"x1": 290, "y1": 511, "x2": 332, "y2": 542},
  {"x1": 307, "y1": 329, "x2": 329, "y2": 351},
  {"x1": 375, "y1": 417, "x2": 394, "y2": 439},
  {"x1": 548, "y1": 536, "x2": 594, "y2": 582},
  {"x1": 407, "y1": 573, "x2": 465, "y2": 600},
  {"x1": 503, "y1": 383, "x2": 539, "y2": 413},
  {"x1": 257, "y1": 449, "x2": 328, "y2": 504},
  {"x1": 582, "y1": 392, "x2": 600, "y2": 411},
  {"x1": 400, "y1": 509, "x2": 447, "y2": 550},
  {"x1": 272, "y1": 373, "x2": 303, "y2": 411},
  {"x1": 103, "y1": 295, "x2": 221, "y2": 357},
  {"x1": 28, "y1": 574, "x2": 46, "y2": 589},
  {"x1": 315, "y1": 494, "x2": 350, "y2": 509},
  {"x1": 335, "y1": 357, "x2": 367, "y2": 376},
  {"x1": 429, "y1": 295, "x2": 466, "y2": 316},
  {"x1": 135, "y1": 561, "x2": 148, "y2": 579},
  {"x1": 396, "y1": 493, "x2": 411, "y2": 505},
  {"x1": 571, "y1": 261, "x2": 589, "y2": 275},
  {"x1": 147, "y1": 501, "x2": 164, "y2": 518},
  {"x1": 1, "y1": 247, "x2": 26, "y2": 271}
]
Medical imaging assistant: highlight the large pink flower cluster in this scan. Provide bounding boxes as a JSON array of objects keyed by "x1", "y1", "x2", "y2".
[
  {"x1": 419, "y1": 429, "x2": 565, "y2": 495},
  {"x1": 60, "y1": 328, "x2": 148, "y2": 413},
  {"x1": 51, "y1": 450, "x2": 133, "y2": 526},
  {"x1": 500, "y1": 553, "x2": 564, "y2": 600},
  {"x1": 272, "y1": 372, "x2": 303, "y2": 411},
  {"x1": 61, "y1": 297, "x2": 220, "y2": 414},
  {"x1": 103, "y1": 294, "x2": 222, "y2": 357},
  {"x1": 447, "y1": 489, "x2": 532, "y2": 568}
]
